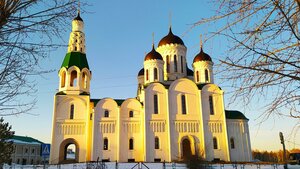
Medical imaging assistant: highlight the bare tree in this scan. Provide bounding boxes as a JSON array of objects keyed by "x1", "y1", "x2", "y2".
[
  {"x1": 193, "y1": 0, "x2": 300, "y2": 120},
  {"x1": 0, "y1": 0, "x2": 80, "y2": 116}
]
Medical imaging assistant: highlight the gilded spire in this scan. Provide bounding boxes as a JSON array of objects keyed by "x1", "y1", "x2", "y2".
[
  {"x1": 200, "y1": 34, "x2": 203, "y2": 50},
  {"x1": 169, "y1": 12, "x2": 172, "y2": 30},
  {"x1": 152, "y1": 32, "x2": 155, "y2": 48}
]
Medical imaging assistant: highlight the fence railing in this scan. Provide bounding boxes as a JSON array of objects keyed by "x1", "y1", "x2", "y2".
[{"x1": 3, "y1": 162, "x2": 289, "y2": 169}]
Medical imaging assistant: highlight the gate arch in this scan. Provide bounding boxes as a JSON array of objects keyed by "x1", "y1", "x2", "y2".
[
  {"x1": 180, "y1": 135, "x2": 200, "y2": 160},
  {"x1": 182, "y1": 138, "x2": 192, "y2": 160},
  {"x1": 59, "y1": 138, "x2": 80, "y2": 164}
]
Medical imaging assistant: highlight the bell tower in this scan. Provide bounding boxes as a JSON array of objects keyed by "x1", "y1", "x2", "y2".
[
  {"x1": 50, "y1": 11, "x2": 93, "y2": 164},
  {"x1": 58, "y1": 11, "x2": 91, "y2": 95}
]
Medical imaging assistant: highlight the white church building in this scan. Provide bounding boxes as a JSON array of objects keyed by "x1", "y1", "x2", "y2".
[{"x1": 50, "y1": 13, "x2": 252, "y2": 164}]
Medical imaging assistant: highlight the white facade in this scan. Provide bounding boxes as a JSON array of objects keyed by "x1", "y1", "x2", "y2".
[
  {"x1": 50, "y1": 14, "x2": 252, "y2": 164},
  {"x1": 10, "y1": 136, "x2": 44, "y2": 165}
]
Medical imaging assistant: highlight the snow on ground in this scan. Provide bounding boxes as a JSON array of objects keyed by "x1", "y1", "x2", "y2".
[{"x1": 3, "y1": 163, "x2": 300, "y2": 169}]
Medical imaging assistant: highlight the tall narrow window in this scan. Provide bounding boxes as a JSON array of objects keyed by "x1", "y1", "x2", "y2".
[
  {"x1": 155, "y1": 137, "x2": 159, "y2": 149},
  {"x1": 181, "y1": 56, "x2": 184, "y2": 73},
  {"x1": 61, "y1": 71, "x2": 66, "y2": 88},
  {"x1": 196, "y1": 71, "x2": 199, "y2": 82},
  {"x1": 146, "y1": 69, "x2": 149, "y2": 81},
  {"x1": 103, "y1": 138, "x2": 108, "y2": 150},
  {"x1": 82, "y1": 72, "x2": 87, "y2": 89},
  {"x1": 209, "y1": 96, "x2": 214, "y2": 115},
  {"x1": 205, "y1": 69, "x2": 209, "y2": 82},
  {"x1": 70, "y1": 70, "x2": 77, "y2": 87},
  {"x1": 154, "y1": 94, "x2": 158, "y2": 114},
  {"x1": 181, "y1": 95, "x2": 187, "y2": 114},
  {"x1": 230, "y1": 138, "x2": 235, "y2": 149},
  {"x1": 75, "y1": 46, "x2": 77, "y2": 51},
  {"x1": 154, "y1": 68, "x2": 158, "y2": 80},
  {"x1": 129, "y1": 138, "x2": 134, "y2": 150},
  {"x1": 166, "y1": 55, "x2": 170, "y2": 73},
  {"x1": 104, "y1": 110, "x2": 109, "y2": 117},
  {"x1": 174, "y1": 55, "x2": 178, "y2": 72},
  {"x1": 129, "y1": 111, "x2": 134, "y2": 118},
  {"x1": 70, "y1": 104, "x2": 74, "y2": 119},
  {"x1": 213, "y1": 137, "x2": 218, "y2": 149}
]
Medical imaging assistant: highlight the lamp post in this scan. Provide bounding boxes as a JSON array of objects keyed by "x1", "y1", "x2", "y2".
[{"x1": 279, "y1": 132, "x2": 288, "y2": 169}]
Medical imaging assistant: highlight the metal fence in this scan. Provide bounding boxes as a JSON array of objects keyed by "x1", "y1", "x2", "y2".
[{"x1": 2, "y1": 162, "x2": 291, "y2": 169}]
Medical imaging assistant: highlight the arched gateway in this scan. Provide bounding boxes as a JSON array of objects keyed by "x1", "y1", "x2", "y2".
[
  {"x1": 182, "y1": 138, "x2": 192, "y2": 160},
  {"x1": 59, "y1": 138, "x2": 79, "y2": 164}
]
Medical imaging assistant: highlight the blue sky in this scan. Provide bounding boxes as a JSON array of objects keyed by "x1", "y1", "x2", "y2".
[{"x1": 4, "y1": 1, "x2": 300, "y2": 151}]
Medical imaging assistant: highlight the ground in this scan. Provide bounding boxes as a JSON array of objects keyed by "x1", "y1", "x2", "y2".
[{"x1": 3, "y1": 163, "x2": 300, "y2": 169}]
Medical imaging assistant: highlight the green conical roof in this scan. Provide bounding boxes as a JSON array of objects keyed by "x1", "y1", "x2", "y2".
[{"x1": 61, "y1": 52, "x2": 89, "y2": 70}]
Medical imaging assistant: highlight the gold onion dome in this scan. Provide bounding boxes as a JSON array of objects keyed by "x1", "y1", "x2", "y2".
[
  {"x1": 193, "y1": 48, "x2": 212, "y2": 62},
  {"x1": 158, "y1": 27, "x2": 184, "y2": 47},
  {"x1": 144, "y1": 45, "x2": 163, "y2": 61}
]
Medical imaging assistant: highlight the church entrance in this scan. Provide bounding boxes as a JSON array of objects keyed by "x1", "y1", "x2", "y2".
[
  {"x1": 182, "y1": 138, "x2": 192, "y2": 160},
  {"x1": 59, "y1": 138, "x2": 79, "y2": 164}
]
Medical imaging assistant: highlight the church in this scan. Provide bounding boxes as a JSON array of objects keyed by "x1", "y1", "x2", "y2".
[{"x1": 49, "y1": 13, "x2": 252, "y2": 164}]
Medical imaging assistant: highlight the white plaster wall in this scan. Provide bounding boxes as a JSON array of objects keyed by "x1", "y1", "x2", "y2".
[
  {"x1": 144, "y1": 83, "x2": 170, "y2": 162},
  {"x1": 144, "y1": 60, "x2": 164, "y2": 84},
  {"x1": 156, "y1": 44, "x2": 187, "y2": 80},
  {"x1": 119, "y1": 99, "x2": 144, "y2": 162},
  {"x1": 192, "y1": 61, "x2": 214, "y2": 84},
  {"x1": 137, "y1": 75, "x2": 145, "y2": 103},
  {"x1": 168, "y1": 78, "x2": 204, "y2": 161},
  {"x1": 92, "y1": 98, "x2": 119, "y2": 162},
  {"x1": 226, "y1": 119, "x2": 252, "y2": 161},
  {"x1": 69, "y1": 20, "x2": 86, "y2": 53},
  {"x1": 58, "y1": 66, "x2": 91, "y2": 95},
  {"x1": 201, "y1": 84, "x2": 229, "y2": 161},
  {"x1": 50, "y1": 95, "x2": 90, "y2": 164}
]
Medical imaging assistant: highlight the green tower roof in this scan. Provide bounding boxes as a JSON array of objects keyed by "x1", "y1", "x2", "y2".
[{"x1": 61, "y1": 52, "x2": 89, "y2": 70}]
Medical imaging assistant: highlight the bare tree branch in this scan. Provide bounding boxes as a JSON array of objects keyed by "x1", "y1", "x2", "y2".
[
  {"x1": 194, "y1": 0, "x2": 300, "y2": 121},
  {"x1": 0, "y1": 0, "x2": 83, "y2": 116}
]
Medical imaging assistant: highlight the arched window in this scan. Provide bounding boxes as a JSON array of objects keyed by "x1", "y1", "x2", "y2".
[
  {"x1": 104, "y1": 110, "x2": 109, "y2": 117},
  {"x1": 82, "y1": 72, "x2": 87, "y2": 89},
  {"x1": 70, "y1": 104, "x2": 74, "y2": 119},
  {"x1": 166, "y1": 55, "x2": 170, "y2": 73},
  {"x1": 61, "y1": 71, "x2": 66, "y2": 88},
  {"x1": 209, "y1": 96, "x2": 214, "y2": 115},
  {"x1": 129, "y1": 111, "x2": 134, "y2": 118},
  {"x1": 230, "y1": 138, "x2": 235, "y2": 149},
  {"x1": 154, "y1": 68, "x2": 158, "y2": 80},
  {"x1": 196, "y1": 71, "x2": 199, "y2": 82},
  {"x1": 154, "y1": 94, "x2": 158, "y2": 114},
  {"x1": 205, "y1": 69, "x2": 209, "y2": 82},
  {"x1": 155, "y1": 137, "x2": 159, "y2": 149},
  {"x1": 129, "y1": 138, "x2": 134, "y2": 150},
  {"x1": 181, "y1": 95, "x2": 187, "y2": 114},
  {"x1": 213, "y1": 137, "x2": 218, "y2": 149},
  {"x1": 103, "y1": 138, "x2": 108, "y2": 150},
  {"x1": 146, "y1": 69, "x2": 149, "y2": 81},
  {"x1": 174, "y1": 55, "x2": 178, "y2": 72},
  {"x1": 75, "y1": 46, "x2": 77, "y2": 51},
  {"x1": 181, "y1": 56, "x2": 184, "y2": 73},
  {"x1": 70, "y1": 70, "x2": 77, "y2": 87},
  {"x1": 80, "y1": 48, "x2": 83, "y2": 52}
]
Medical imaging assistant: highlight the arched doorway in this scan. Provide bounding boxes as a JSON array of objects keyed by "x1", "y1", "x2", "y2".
[
  {"x1": 182, "y1": 138, "x2": 192, "y2": 160},
  {"x1": 59, "y1": 138, "x2": 79, "y2": 164}
]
